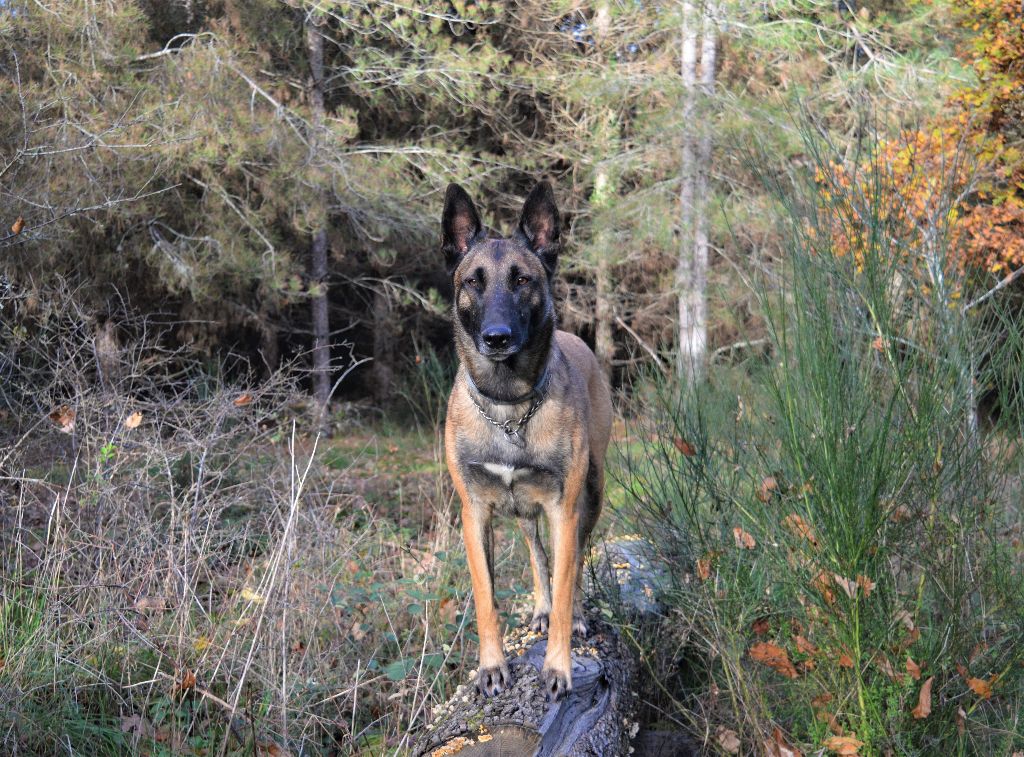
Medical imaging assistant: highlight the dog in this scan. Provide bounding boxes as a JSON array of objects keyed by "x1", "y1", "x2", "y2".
[{"x1": 441, "y1": 180, "x2": 612, "y2": 702}]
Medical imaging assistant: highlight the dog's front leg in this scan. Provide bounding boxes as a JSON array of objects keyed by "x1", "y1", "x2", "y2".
[
  {"x1": 541, "y1": 444, "x2": 588, "y2": 701},
  {"x1": 461, "y1": 502, "x2": 510, "y2": 696}
]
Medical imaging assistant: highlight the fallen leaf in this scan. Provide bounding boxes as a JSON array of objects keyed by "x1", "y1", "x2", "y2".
[
  {"x1": 124, "y1": 411, "x2": 143, "y2": 429},
  {"x1": 733, "y1": 526, "x2": 756, "y2": 550},
  {"x1": 177, "y1": 669, "x2": 196, "y2": 692},
  {"x1": 782, "y1": 514, "x2": 818, "y2": 546},
  {"x1": 955, "y1": 706, "x2": 966, "y2": 735},
  {"x1": 825, "y1": 735, "x2": 864, "y2": 755},
  {"x1": 855, "y1": 575, "x2": 876, "y2": 597},
  {"x1": 811, "y1": 692, "x2": 834, "y2": 709},
  {"x1": 966, "y1": 676, "x2": 993, "y2": 700},
  {"x1": 793, "y1": 634, "x2": 818, "y2": 656},
  {"x1": 837, "y1": 651, "x2": 854, "y2": 669},
  {"x1": 812, "y1": 571, "x2": 836, "y2": 605},
  {"x1": 11, "y1": 216, "x2": 24, "y2": 235},
  {"x1": 767, "y1": 726, "x2": 802, "y2": 757},
  {"x1": 757, "y1": 476, "x2": 778, "y2": 502},
  {"x1": 906, "y1": 656, "x2": 921, "y2": 681},
  {"x1": 956, "y1": 662, "x2": 969, "y2": 678},
  {"x1": 696, "y1": 557, "x2": 712, "y2": 581},
  {"x1": 233, "y1": 393, "x2": 253, "y2": 407},
  {"x1": 871, "y1": 336, "x2": 885, "y2": 352},
  {"x1": 751, "y1": 617, "x2": 770, "y2": 636},
  {"x1": 833, "y1": 573, "x2": 858, "y2": 599},
  {"x1": 715, "y1": 726, "x2": 741, "y2": 754},
  {"x1": 894, "y1": 609, "x2": 915, "y2": 631},
  {"x1": 873, "y1": 654, "x2": 901, "y2": 683},
  {"x1": 48, "y1": 405, "x2": 75, "y2": 434},
  {"x1": 911, "y1": 676, "x2": 934, "y2": 719},
  {"x1": 749, "y1": 641, "x2": 799, "y2": 679},
  {"x1": 673, "y1": 437, "x2": 696, "y2": 456}
]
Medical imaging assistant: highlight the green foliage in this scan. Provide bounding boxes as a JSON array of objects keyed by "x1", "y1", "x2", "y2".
[{"x1": 619, "y1": 118, "x2": 1024, "y2": 754}]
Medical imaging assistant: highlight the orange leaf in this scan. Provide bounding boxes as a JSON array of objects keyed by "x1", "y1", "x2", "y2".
[
  {"x1": 11, "y1": 216, "x2": 24, "y2": 235},
  {"x1": 124, "y1": 411, "x2": 143, "y2": 429},
  {"x1": 177, "y1": 669, "x2": 196, "y2": 692},
  {"x1": 912, "y1": 676, "x2": 934, "y2": 719},
  {"x1": 733, "y1": 526, "x2": 756, "y2": 550},
  {"x1": 233, "y1": 393, "x2": 253, "y2": 407},
  {"x1": 855, "y1": 575, "x2": 876, "y2": 597},
  {"x1": 751, "y1": 617, "x2": 770, "y2": 636},
  {"x1": 966, "y1": 676, "x2": 993, "y2": 700},
  {"x1": 673, "y1": 437, "x2": 696, "y2": 456},
  {"x1": 906, "y1": 656, "x2": 922, "y2": 681},
  {"x1": 812, "y1": 571, "x2": 836, "y2": 605},
  {"x1": 793, "y1": 634, "x2": 818, "y2": 656},
  {"x1": 871, "y1": 336, "x2": 885, "y2": 352},
  {"x1": 749, "y1": 641, "x2": 799, "y2": 679},
  {"x1": 837, "y1": 651, "x2": 854, "y2": 669},
  {"x1": 48, "y1": 405, "x2": 76, "y2": 434},
  {"x1": 825, "y1": 735, "x2": 864, "y2": 755},
  {"x1": 767, "y1": 726, "x2": 802, "y2": 757},
  {"x1": 696, "y1": 557, "x2": 712, "y2": 581},
  {"x1": 782, "y1": 514, "x2": 818, "y2": 546},
  {"x1": 757, "y1": 476, "x2": 778, "y2": 502}
]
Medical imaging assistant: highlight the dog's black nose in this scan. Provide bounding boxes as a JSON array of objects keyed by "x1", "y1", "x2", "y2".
[{"x1": 481, "y1": 326, "x2": 512, "y2": 350}]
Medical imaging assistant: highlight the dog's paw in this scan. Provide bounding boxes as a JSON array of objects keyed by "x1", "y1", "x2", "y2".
[
  {"x1": 476, "y1": 662, "x2": 512, "y2": 697},
  {"x1": 541, "y1": 666, "x2": 572, "y2": 702},
  {"x1": 529, "y1": 611, "x2": 550, "y2": 634},
  {"x1": 572, "y1": 613, "x2": 588, "y2": 637}
]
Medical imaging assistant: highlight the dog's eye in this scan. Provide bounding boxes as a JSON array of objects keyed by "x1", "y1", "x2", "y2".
[
  {"x1": 516, "y1": 275, "x2": 531, "y2": 287},
  {"x1": 464, "y1": 277, "x2": 478, "y2": 287}
]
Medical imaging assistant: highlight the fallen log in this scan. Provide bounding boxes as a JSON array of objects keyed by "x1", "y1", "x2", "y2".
[{"x1": 413, "y1": 610, "x2": 639, "y2": 757}]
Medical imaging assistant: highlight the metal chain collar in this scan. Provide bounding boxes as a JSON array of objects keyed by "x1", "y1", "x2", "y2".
[{"x1": 472, "y1": 394, "x2": 544, "y2": 448}]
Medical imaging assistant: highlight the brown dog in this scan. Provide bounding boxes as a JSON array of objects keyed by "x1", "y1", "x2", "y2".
[{"x1": 441, "y1": 181, "x2": 612, "y2": 701}]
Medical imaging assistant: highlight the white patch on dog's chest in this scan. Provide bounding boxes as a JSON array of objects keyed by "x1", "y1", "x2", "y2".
[{"x1": 482, "y1": 462, "x2": 516, "y2": 487}]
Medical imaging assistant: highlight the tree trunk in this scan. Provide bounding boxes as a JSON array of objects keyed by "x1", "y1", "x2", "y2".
[
  {"x1": 306, "y1": 16, "x2": 331, "y2": 431},
  {"x1": 594, "y1": 248, "x2": 614, "y2": 376},
  {"x1": 590, "y1": 3, "x2": 617, "y2": 379},
  {"x1": 676, "y1": 2, "x2": 717, "y2": 388},
  {"x1": 412, "y1": 610, "x2": 638, "y2": 757}
]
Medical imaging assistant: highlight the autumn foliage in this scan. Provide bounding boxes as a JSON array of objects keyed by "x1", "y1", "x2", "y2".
[{"x1": 820, "y1": 0, "x2": 1024, "y2": 280}]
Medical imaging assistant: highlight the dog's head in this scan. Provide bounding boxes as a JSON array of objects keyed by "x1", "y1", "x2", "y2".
[{"x1": 441, "y1": 181, "x2": 560, "y2": 362}]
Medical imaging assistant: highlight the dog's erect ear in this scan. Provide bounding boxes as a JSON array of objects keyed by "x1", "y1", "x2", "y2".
[
  {"x1": 442, "y1": 183, "x2": 483, "y2": 273},
  {"x1": 516, "y1": 181, "x2": 560, "y2": 276}
]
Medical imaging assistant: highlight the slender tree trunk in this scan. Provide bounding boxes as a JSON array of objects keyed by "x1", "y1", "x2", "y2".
[
  {"x1": 594, "y1": 247, "x2": 614, "y2": 375},
  {"x1": 591, "y1": 2, "x2": 616, "y2": 378},
  {"x1": 306, "y1": 17, "x2": 331, "y2": 430},
  {"x1": 676, "y1": 1, "x2": 717, "y2": 387}
]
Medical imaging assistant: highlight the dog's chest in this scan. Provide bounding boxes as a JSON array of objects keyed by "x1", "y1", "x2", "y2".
[{"x1": 462, "y1": 458, "x2": 563, "y2": 518}]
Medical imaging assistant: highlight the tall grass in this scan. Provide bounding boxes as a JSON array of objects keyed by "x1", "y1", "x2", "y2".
[{"x1": 619, "y1": 124, "x2": 1024, "y2": 754}]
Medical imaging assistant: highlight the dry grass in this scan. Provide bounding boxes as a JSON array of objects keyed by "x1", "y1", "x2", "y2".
[{"x1": 0, "y1": 281, "x2": 544, "y2": 755}]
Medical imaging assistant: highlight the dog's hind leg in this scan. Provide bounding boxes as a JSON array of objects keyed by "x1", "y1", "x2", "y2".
[
  {"x1": 518, "y1": 516, "x2": 552, "y2": 633},
  {"x1": 572, "y1": 461, "x2": 604, "y2": 637}
]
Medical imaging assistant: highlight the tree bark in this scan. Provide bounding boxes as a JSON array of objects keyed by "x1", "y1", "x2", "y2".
[
  {"x1": 590, "y1": 3, "x2": 617, "y2": 379},
  {"x1": 306, "y1": 16, "x2": 332, "y2": 431},
  {"x1": 676, "y1": 2, "x2": 717, "y2": 388},
  {"x1": 412, "y1": 610, "x2": 638, "y2": 757}
]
